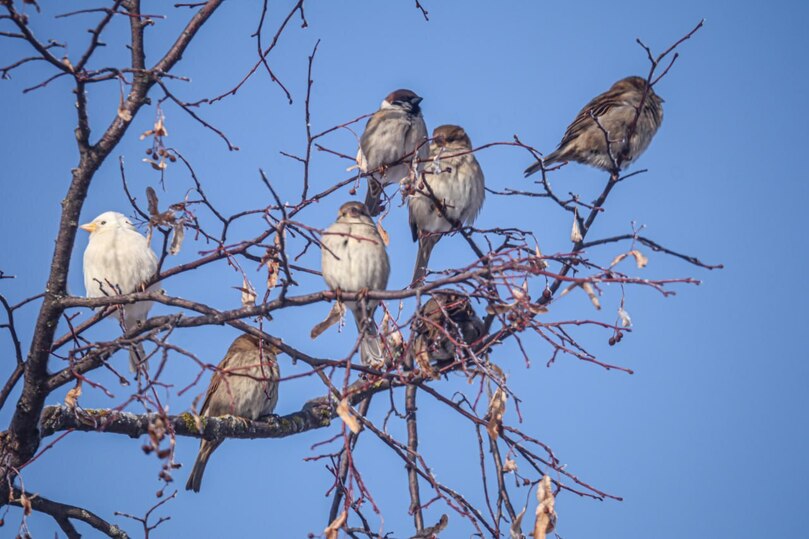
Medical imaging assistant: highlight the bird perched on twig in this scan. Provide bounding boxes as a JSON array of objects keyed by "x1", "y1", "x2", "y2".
[
  {"x1": 408, "y1": 124, "x2": 485, "y2": 283},
  {"x1": 185, "y1": 333, "x2": 280, "y2": 493},
  {"x1": 357, "y1": 89, "x2": 428, "y2": 216},
  {"x1": 411, "y1": 291, "x2": 485, "y2": 376},
  {"x1": 320, "y1": 202, "x2": 391, "y2": 367},
  {"x1": 80, "y1": 211, "x2": 159, "y2": 377},
  {"x1": 524, "y1": 76, "x2": 664, "y2": 176}
]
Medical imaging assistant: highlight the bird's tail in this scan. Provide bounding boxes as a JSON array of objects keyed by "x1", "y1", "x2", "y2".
[
  {"x1": 411, "y1": 235, "x2": 439, "y2": 285},
  {"x1": 364, "y1": 177, "x2": 384, "y2": 216},
  {"x1": 129, "y1": 342, "x2": 149, "y2": 380},
  {"x1": 351, "y1": 305, "x2": 387, "y2": 368},
  {"x1": 185, "y1": 440, "x2": 219, "y2": 493},
  {"x1": 524, "y1": 150, "x2": 562, "y2": 177}
]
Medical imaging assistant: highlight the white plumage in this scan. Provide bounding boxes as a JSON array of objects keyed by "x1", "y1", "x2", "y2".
[{"x1": 81, "y1": 211, "x2": 159, "y2": 376}]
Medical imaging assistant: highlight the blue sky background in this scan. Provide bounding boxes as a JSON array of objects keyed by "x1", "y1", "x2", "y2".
[{"x1": 1, "y1": 1, "x2": 807, "y2": 537}]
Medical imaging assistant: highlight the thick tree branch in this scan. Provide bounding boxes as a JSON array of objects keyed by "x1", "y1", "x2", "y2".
[{"x1": 9, "y1": 486, "x2": 129, "y2": 538}]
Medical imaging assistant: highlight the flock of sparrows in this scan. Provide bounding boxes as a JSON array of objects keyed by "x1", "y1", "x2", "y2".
[{"x1": 78, "y1": 76, "x2": 664, "y2": 491}]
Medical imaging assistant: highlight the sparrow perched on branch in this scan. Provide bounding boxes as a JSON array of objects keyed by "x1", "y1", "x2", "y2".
[
  {"x1": 186, "y1": 334, "x2": 280, "y2": 492},
  {"x1": 411, "y1": 291, "x2": 485, "y2": 375},
  {"x1": 524, "y1": 76, "x2": 664, "y2": 176},
  {"x1": 80, "y1": 211, "x2": 160, "y2": 377},
  {"x1": 320, "y1": 202, "x2": 391, "y2": 367},
  {"x1": 408, "y1": 124, "x2": 485, "y2": 283},
  {"x1": 357, "y1": 89, "x2": 428, "y2": 216}
]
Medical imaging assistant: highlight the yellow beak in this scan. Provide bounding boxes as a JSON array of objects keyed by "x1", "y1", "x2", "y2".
[{"x1": 79, "y1": 222, "x2": 97, "y2": 233}]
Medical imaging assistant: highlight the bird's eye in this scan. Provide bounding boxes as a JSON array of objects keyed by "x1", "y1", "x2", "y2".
[{"x1": 100, "y1": 221, "x2": 106, "y2": 225}]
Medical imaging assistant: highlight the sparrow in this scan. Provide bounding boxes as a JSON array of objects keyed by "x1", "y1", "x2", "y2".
[
  {"x1": 411, "y1": 291, "x2": 485, "y2": 375},
  {"x1": 408, "y1": 124, "x2": 485, "y2": 283},
  {"x1": 185, "y1": 333, "x2": 280, "y2": 492},
  {"x1": 525, "y1": 76, "x2": 664, "y2": 176},
  {"x1": 357, "y1": 89, "x2": 428, "y2": 216},
  {"x1": 320, "y1": 201, "x2": 391, "y2": 367},
  {"x1": 81, "y1": 211, "x2": 160, "y2": 376}
]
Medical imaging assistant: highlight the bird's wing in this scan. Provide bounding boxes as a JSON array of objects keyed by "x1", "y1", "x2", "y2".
[
  {"x1": 360, "y1": 109, "x2": 414, "y2": 170},
  {"x1": 556, "y1": 87, "x2": 627, "y2": 150}
]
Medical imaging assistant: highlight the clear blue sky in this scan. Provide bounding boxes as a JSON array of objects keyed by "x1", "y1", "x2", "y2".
[{"x1": 1, "y1": 1, "x2": 807, "y2": 537}]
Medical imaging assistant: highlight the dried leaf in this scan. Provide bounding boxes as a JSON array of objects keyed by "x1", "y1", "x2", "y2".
[
  {"x1": 609, "y1": 252, "x2": 629, "y2": 268},
  {"x1": 310, "y1": 301, "x2": 345, "y2": 339},
  {"x1": 64, "y1": 380, "x2": 82, "y2": 409},
  {"x1": 266, "y1": 259, "x2": 280, "y2": 290},
  {"x1": 169, "y1": 220, "x2": 185, "y2": 255},
  {"x1": 570, "y1": 211, "x2": 583, "y2": 243},
  {"x1": 118, "y1": 106, "x2": 132, "y2": 122},
  {"x1": 376, "y1": 218, "x2": 390, "y2": 246},
  {"x1": 510, "y1": 505, "x2": 527, "y2": 539},
  {"x1": 503, "y1": 456, "x2": 518, "y2": 473},
  {"x1": 19, "y1": 493, "x2": 32, "y2": 517},
  {"x1": 414, "y1": 337, "x2": 438, "y2": 379},
  {"x1": 146, "y1": 187, "x2": 160, "y2": 217},
  {"x1": 142, "y1": 158, "x2": 167, "y2": 171},
  {"x1": 534, "y1": 243, "x2": 549, "y2": 270},
  {"x1": 629, "y1": 249, "x2": 649, "y2": 268},
  {"x1": 618, "y1": 307, "x2": 632, "y2": 328},
  {"x1": 381, "y1": 311, "x2": 403, "y2": 349},
  {"x1": 153, "y1": 115, "x2": 168, "y2": 137},
  {"x1": 533, "y1": 475, "x2": 557, "y2": 539},
  {"x1": 581, "y1": 282, "x2": 601, "y2": 310},
  {"x1": 486, "y1": 387, "x2": 507, "y2": 440},
  {"x1": 324, "y1": 510, "x2": 347, "y2": 539},
  {"x1": 336, "y1": 398, "x2": 361, "y2": 434},
  {"x1": 239, "y1": 276, "x2": 256, "y2": 307}
]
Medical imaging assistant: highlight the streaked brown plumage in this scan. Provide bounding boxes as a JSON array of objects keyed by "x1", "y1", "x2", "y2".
[
  {"x1": 411, "y1": 291, "x2": 484, "y2": 375},
  {"x1": 185, "y1": 334, "x2": 280, "y2": 492},
  {"x1": 408, "y1": 125, "x2": 485, "y2": 284},
  {"x1": 320, "y1": 201, "x2": 391, "y2": 367},
  {"x1": 525, "y1": 76, "x2": 663, "y2": 176},
  {"x1": 357, "y1": 89, "x2": 429, "y2": 216}
]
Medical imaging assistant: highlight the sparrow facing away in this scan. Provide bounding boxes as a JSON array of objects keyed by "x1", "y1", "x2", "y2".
[
  {"x1": 320, "y1": 202, "x2": 391, "y2": 367},
  {"x1": 525, "y1": 76, "x2": 664, "y2": 176},
  {"x1": 185, "y1": 334, "x2": 280, "y2": 492},
  {"x1": 411, "y1": 291, "x2": 485, "y2": 374},
  {"x1": 408, "y1": 124, "x2": 485, "y2": 283},
  {"x1": 357, "y1": 89, "x2": 429, "y2": 216},
  {"x1": 81, "y1": 211, "x2": 160, "y2": 377}
]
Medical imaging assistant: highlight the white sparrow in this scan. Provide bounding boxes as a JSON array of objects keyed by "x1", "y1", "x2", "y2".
[
  {"x1": 408, "y1": 125, "x2": 485, "y2": 283},
  {"x1": 357, "y1": 89, "x2": 428, "y2": 216},
  {"x1": 320, "y1": 202, "x2": 391, "y2": 367},
  {"x1": 80, "y1": 211, "x2": 160, "y2": 376},
  {"x1": 185, "y1": 334, "x2": 280, "y2": 492},
  {"x1": 525, "y1": 76, "x2": 664, "y2": 176}
]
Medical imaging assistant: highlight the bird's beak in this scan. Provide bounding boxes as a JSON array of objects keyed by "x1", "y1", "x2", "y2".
[
  {"x1": 412, "y1": 96, "x2": 423, "y2": 105},
  {"x1": 79, "y1": 222, "x2": 97, "y2": 233}
]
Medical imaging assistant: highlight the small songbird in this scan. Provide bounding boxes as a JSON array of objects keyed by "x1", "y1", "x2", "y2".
[
  {"x1": 357, "y1": 89, "x2": 428, "y2": 216},
  {"x1": 524, "y1": 76, "x2": 664, "y2": 176},
  {"x1": 320, "y1": 202, "x2": 391, "y2": 367},
  {"x1": 411, "y1": 291, "x2": 485, "y2": 374},
  {"x1": 80, "y1": 211, "x2": 160, "y2": 376},
  {"x1": 408, "y1": 125, "x2": 485, "y2": 283},
  {"x1": 186, "y1": 334, "x2": 280, "y2": 492}
]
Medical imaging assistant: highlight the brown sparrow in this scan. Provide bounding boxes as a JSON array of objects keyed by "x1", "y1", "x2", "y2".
[
  {"x1": 408, "y1": 125, "x2": 485, "y2": 283},
  {"x1": 357, "y1": 89, "x2": 428, "y2": 216},
  {"x1": 411, "y1": 291, "x2": 485, "y2": 374},
  {"x1": 320, "y1": 202, "x2": 391, "y2": 366},
  {"x1": 81, "y1": 211, "x2": 160, "y2": 377},
  {"x1": 525, "y1": 76, "x2": 663, "y2": 175},
  {"x1": 185, "y1": 334, "x2": 280, "y2": 492}
]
